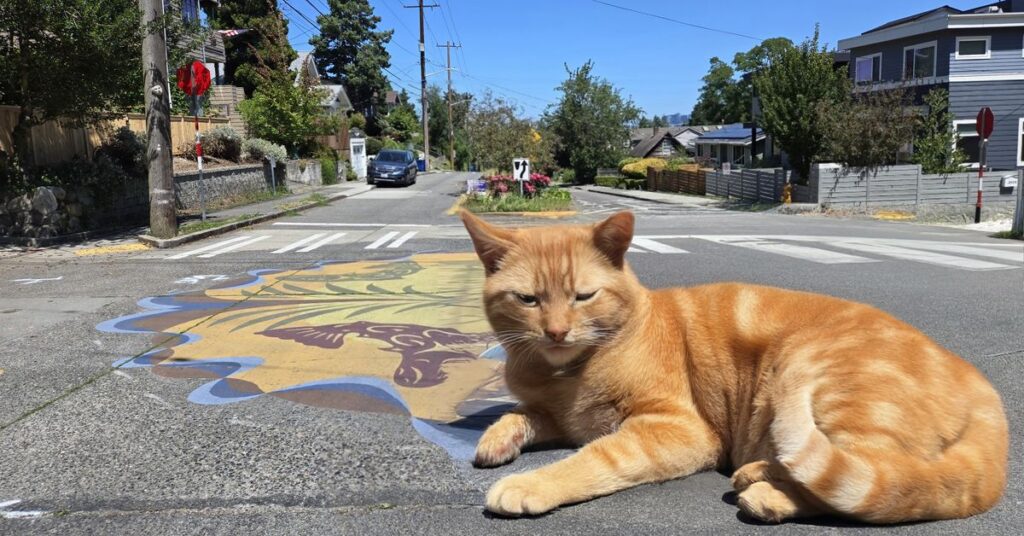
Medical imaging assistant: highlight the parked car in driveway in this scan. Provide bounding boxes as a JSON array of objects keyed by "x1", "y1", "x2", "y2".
[{"x1": 367, "y1": 150, "x2": 417, "y2": 186}]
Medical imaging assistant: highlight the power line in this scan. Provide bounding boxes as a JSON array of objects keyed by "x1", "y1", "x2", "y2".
[
  {"x1": 280, "y1": 0, "x2": 320, "y2": 31},
  {"x1": 590, "y1": 0, "x2": 762, "y2": 41},
  {"x1": 302, "y1": 0, "x2": 326, "y2": 17}
]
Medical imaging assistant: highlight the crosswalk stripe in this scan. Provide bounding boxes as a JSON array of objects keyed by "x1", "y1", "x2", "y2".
[
  {"x1": 694, "y1": 236, "x2": 876, "y2": 265},
  {"x1": 365, "y1": 231, "x2": 400, "y2": 250},
  {"x1": 297, "y1": 232, "x2": 346, "y2": 253},
  {"x1": 387, "y1": 231, "x2": 418, "y2": 248},
  {"x1": 167, "y1": 235, "x2": 252, "y2": 259},
  {"x1": 828, "y1": 240, "x2": 1015, "y2": 271},
  {"x1": 196, "y1": 235, "x2": 270, "y2": 258},
  {"x1": 877, "y1": 240, "x2": 1024, "y2": 263},
  {"x1": 272, "y1": 233, "x2": 326, "y2": 254},
  {"x1": 631, "y1": 238, "x2": 688, "y2": 254},
  {"x1": 627, "y1": 247, "x2": 644, "y2": 253}
]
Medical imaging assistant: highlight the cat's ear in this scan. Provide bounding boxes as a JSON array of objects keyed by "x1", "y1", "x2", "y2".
[
  {"x1": 461, "y1": 210, "x2": 517, "y2": 275},
  {"x1": 593, "y1": 211, "x2": 634, "y2": 269}
]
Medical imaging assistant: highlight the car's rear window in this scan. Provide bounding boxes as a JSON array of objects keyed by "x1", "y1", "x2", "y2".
[{"x1": 376, "y1": 151, "x2": 409, "y2": 163}]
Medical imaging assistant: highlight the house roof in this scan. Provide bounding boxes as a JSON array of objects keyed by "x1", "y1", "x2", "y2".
[
  {"x1": 320, "y1": 83, "x2": 353, "y2": 111},
  {"x1": 696, "y1": 123, "x2": 765, "y2": 144},
  {"x1": 863, "y1": 6, "x2": 963, "y2": 34},
  {"x1": 289, "y1": 52, "x2": 319, "y2": 84},
  {"x1": 839, "y1": 2, "x2": 1022, "y2": 50},
  {"x1": 630, "y1": 129, "x2": 684, "y2": 157}
]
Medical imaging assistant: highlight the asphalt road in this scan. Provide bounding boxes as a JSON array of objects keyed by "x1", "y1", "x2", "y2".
[{"x1": 0, "y1": 171, "x2": 1021, "y2": 535}]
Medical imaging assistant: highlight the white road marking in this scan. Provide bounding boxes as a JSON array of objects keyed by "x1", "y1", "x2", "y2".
[
  {"x1": 631, "y1": 238, "x2": 688, "y2": 254},
  {"x1": 627, "y1": 247, "x2": 644, "y2": 253},
  {"x1": 878, "y1": 240, "x2": 1023, "y2": 263},
  {"x1": 196, "y1": 235, "x2": 270, "y2": 258},
  {"x1": 272, "y1": 233, "x2": 326, "y2": 254},
  {"x1": 693, "y1": 236, "x2": 877, "y2": 265},
  {"x1": 272, "y1": 222, "x2": 428, "y2": 228},
  {"x1": 0, "y1": 500, "x2": 46, "y2": 520},
  {"x1": 167, "y1": 235, "x2": 252, "y2": 259},
  {"x1": 10, "y1": 276, "x2": 63, "y2": 285},
  {"x1": 387, "y1": 231, "x2": 418, "y2": 248},
  {"x1": 366, "y1": 231, "x2": 400, "y2": 250},
  {"x1": 297, "y1": 232, "x2": 347, "y2": 253},
  {"x1": 826, "y1": 241, "x2": 1015, "y2": 271},
  {"x1": 174, "y1": 274, "x2": 229, "y2": 284},
  {"x1": 0, "y1": 500, "x2": 21, "y2": 509}
]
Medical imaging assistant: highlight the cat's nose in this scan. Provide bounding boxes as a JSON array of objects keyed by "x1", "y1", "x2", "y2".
[{"x1": 544, "y1": 328, "x2": 569, "y2": 343}]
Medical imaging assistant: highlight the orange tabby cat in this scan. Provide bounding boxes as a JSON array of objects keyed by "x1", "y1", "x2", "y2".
[{"x1": 461, "y1": 210, "x2": 1008, "y2": 523}]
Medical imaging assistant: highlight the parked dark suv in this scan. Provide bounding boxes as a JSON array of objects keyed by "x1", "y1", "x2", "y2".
[{"x1": 368, "y1": 150, "x2": 418, "y2": 186}]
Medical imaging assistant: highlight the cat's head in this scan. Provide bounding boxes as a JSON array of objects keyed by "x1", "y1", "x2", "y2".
[{"x1": 461, "y1": 210, "x2": 639, "y2": 368}]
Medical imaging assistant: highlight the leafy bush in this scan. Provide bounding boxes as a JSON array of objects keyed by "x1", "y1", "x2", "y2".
[
  {"x1": 620, "y1": 157, "x2": 666, "y2": 179},
  {"x1": 320, "y1": 157, "x2": 338, "y2": 185},
  {"x1": 484, "y1": 173, "x2": 553, "y2": 197},
  {"x1": 595, "y1": 176, "x2": 646, "y2": 190},
  {"x1": 382, "y1": 137, "x2": 404, "y2": 150},
  {"x1": 617, "y1": 157, "x2": 641, "y2": 168},
  {"x1": 365, "y1": 137, "x2": 383, "y2": 156},
  {"x1": 239, "y1": 78, "x2": 340, "y2": 156},
  {"x1": 665, "y1": 156, "x2": 693, "y2": 171},
  {"x1": 346, "y1": 166, "x2": 357, "y2": 181},
  {"x1": 203, "y1": 126, "x2": 243, "y2": 162},
  {"x1": 241, "y1": 138, "x2": 287, "y2": 163},
  {"x1": 557, "y1": 168, "x2": 575, "y2": 184},
  {"x1": 95, "y1": 127, "x2": 147, "y2": 177},
  {"x1": 349, "y1": 112, "x2": 367, "y2": 130},
  {"x1": 595, "y1": 176, "x2": 619, "y2": 187},
  {"x1": 464, "y1": 186, "x2": 572, "y2": 213}
]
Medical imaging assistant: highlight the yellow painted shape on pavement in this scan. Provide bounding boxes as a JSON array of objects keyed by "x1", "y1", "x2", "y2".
[
  {"x1": 75, "y1": 243, "x2": 151, "y2": 256},
  {"x1": 873, "y1": 210, "x2": 915, "y2": 221}
]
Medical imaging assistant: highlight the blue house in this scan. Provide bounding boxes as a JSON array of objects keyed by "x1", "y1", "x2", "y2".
[{"x1": 838, "y1": 0, "x2": 1024, "y2": 170}]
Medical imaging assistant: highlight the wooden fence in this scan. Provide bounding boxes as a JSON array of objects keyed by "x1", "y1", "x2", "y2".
[
  {"x1": 648, "y1": 166, "x2": 789, "y2": 203},
  {"x1": 0, "y1": 106, "x2": 230, "y2": 167},
  {"x1": 812, "y1": 164, "x2": 1018, "y2": 206}
]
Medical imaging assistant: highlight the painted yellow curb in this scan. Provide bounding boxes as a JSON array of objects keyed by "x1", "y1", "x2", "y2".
[
  {"x1": 445, "y1": 195, "x2": 468, "y2": 216},
  {"x1": 75, "y1": 243, "x2": 151, "y2": 256},
  {"x1": 873, "y1": 210, "x2": 915, "y2": 221}
]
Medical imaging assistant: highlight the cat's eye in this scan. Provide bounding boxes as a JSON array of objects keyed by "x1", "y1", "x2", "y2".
[
  {"x1": 514, "y1": 293, "x2": 538, "y2": 306},
  {"x1": 575, "y1": 291, "x2": 597, "y2": 302}
]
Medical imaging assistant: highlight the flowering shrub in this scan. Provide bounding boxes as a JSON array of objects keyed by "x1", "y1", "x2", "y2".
[
  {"x1": 484, "y1": 172, "x2": 553, "y2": 197},
  {"x1": 620, "y1": 157, "x2": 667, "y2": 180}
]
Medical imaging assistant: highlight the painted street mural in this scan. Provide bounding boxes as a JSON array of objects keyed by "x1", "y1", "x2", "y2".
[{"x1": 98, "y1": 253, "x2": 513, "y2": 460}]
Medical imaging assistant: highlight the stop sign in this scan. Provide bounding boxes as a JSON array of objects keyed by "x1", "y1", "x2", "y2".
[
  {"x1": 176, "y1": 60, "x2": 211, "y2": 97},
  {"x1": 976, "y1": 107, "x2": 994, "y2": 139}
]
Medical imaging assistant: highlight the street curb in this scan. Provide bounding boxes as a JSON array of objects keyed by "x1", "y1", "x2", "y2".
[
  {"x1": 138, "y1": 185, "x2": 374, "y2": 249},
  {"x1": 580, "y1": 186, "x2": 721, "y2": 206}
]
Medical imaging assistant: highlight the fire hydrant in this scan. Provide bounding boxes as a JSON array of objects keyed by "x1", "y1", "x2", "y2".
[{"x1": 782, "y1": 183, "x2": 793, "y2": 204}]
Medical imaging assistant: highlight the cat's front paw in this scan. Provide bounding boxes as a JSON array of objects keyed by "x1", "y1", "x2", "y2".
[
  {"x1": 473, "y1": 425, "x2": 524, "y2": 468},
  {"x1": 485, "y1": 472, "x2": 561, "y2": 517}
]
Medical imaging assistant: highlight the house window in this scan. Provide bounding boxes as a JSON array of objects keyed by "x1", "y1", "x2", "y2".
[
  {"x1": 733, "y1": 146, "x2": 745, "y2": 166},
  {"x1": 1018, "y1": 118, "x2": 1024, "y2": 166},
  {"x1": 710, "y1": 145, "x2": 719, "y2": 159},
  {"x1": 855, "y1": 53, "x2": 882, "y2": 83},
  {"x1": 903, "y1": 42, "x2": 937, "y2": 79},
  {"x1": 954, "y1": 120, "x2": 981, "y2": 165},
  {"x1": 955, "y1": 36, "x2": 991, "y2": 60}
]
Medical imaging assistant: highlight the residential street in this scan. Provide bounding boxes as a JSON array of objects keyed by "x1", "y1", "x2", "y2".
[{"x1": 0, "y1": 171, "x2": 1022, "y2": 534}]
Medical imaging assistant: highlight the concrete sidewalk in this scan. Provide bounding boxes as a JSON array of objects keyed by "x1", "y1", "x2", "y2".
[
  {"x1": 578, "y1": 185, "x2": 724, "y2": 207},
  {"x1": 139, "y1": 181, "x2": 373, "y2": 248}
]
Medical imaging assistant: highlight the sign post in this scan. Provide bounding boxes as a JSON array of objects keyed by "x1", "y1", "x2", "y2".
[
  {"x1": 513, "y1": 158, "x2": 530, "y2": 196},
  {"x1": 177, "y1": 61, "x2": 212, "y2": 221},
  {"x1": 975, "y1": 107, "x2": 994, "y2": 224}
]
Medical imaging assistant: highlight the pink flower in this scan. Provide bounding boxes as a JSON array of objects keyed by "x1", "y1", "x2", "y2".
[{"x1": 524, "y1": 182, "x2": 536, "y2": 194}]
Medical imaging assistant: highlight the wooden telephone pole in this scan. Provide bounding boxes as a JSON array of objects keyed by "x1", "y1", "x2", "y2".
[
  {"x1": 139, "y1": 0, "x2": 176, "y2": 238},
  {"x1": 437, "y1": 41, "x2": 461, "y2": 169},
  {"x1": 406, "y1": 1, "x2": 438, "y2": 171}
]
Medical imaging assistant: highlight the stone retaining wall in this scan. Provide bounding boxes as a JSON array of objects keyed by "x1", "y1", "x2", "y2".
[{"x1": 174, "y1": 163, "x2": 270, "y2": 212}]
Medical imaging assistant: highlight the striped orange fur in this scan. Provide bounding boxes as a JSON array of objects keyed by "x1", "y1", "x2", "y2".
[{"x1": 461, "y1": 210, "x2": 1008, "y2": 523}]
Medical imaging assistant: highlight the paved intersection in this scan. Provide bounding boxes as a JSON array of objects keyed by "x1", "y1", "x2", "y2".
[{"x1": 0, "y1": 171, "x2": 1022, "y2": 534}]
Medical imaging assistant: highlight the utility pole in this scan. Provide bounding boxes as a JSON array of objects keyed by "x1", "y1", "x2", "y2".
[
  {"x1": 139, "y1": 0, "x2": 176, "y2": 238},
  {"x1": 437, "y1": 41, "x2": 461, "y2": 169},
  {"x1": 406, "y1": 1, "x2": 438, "y2": 171}
]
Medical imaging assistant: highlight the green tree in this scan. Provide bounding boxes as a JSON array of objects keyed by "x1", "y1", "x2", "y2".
[
  {"x1": 311, "y1": 0, "x2": 393, "y2": 117},
  {"x1": 239, "y1": 78, "x2": 340, "y2": 156},
  {"x1": 0, "y1": 0, "x2": 144, "y2": 171},
  {"x1": 652, "y1": 115, "x2": 668, "y2": 128},
  {"x1": 203, "y1": 0, "x2": 296, "y2": 97},
  {"x1": 754, "y1": 27, "x2": 848, "y2": 182},
  {"x1": 913, "y1": 88, "x2": 967, "y2": 174},
  {"x1": 817, "y1": 89, "x2": 918, "y2": 172},
  {"x1": 467, "y1": 91, "x2": 552, "y2": 173},
  {"x1": 689, "y1": 58, "x2": 745, "y2": 125},
  {"x1": 379, "y1": 102, "x2": 419, "y2": 144},
  {"x1": 426, "y1": 85, "x2": 472, "y2": 169},
  {"x1": 544, "y1": 61, "x2": 641, "y2": 183}
]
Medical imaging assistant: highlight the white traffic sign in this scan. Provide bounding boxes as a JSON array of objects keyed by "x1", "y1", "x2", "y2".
[{"x1": 513, "y1": 158, "x2": 530, "y2": 182}]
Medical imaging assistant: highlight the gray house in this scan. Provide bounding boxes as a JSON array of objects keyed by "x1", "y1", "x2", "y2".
[
  {"x1": 694, "y1": 124, "x2": 769, "y2": 168},
  {"x1": 838, "y1": 0, "x2": 1024, "y2": 170}
]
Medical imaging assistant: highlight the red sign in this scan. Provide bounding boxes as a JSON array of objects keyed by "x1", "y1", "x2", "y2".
[
  {"x1": 176, "y1": 60, "x2": 211, "y2": 97},
  {"x1": 976, "y1": 107, "x2": 994, "y2": 139}
]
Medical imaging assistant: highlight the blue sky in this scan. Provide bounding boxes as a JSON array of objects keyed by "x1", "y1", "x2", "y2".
[{"x1": 279, "y1": 0, "x2": 986, "y2": 118}]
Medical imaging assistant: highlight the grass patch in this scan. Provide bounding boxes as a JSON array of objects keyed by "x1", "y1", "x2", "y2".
[
  {"x1": 205, "y1": 187, "x2": 288, "y2": 212},
  {"x1": 179, "y1": 213, "x2": 261, "y2": 235},
  {"x1": 463, "y1": 189, "x2": 573, "y2": 213},
  {"x1": 276, "y1": 193, "x2": 329, "y2": 212},
  {"x1": 991, "y1": 229, "x2": 1023, "y2": 240}
]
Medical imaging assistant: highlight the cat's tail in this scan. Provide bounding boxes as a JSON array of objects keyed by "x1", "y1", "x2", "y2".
[{"x1": 769, "y1": 368, "x2": 1008, "y2": 523}]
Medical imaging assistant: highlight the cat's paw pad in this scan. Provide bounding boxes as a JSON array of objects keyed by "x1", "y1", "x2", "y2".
[
  {"x1": 473, "y1": 429, "x2": 524, "y2": 468},
  {"x1": 485, "y1": 473, "x2": 560, "y2": 517},
  {"x1": 737, "y1": 481, "x2": 797, "y2": 524}
]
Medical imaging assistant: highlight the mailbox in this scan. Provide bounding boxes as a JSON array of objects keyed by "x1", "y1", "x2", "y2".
[{"x1": 1000, "y1": 174, "x2": 1018, "y2": 195}]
